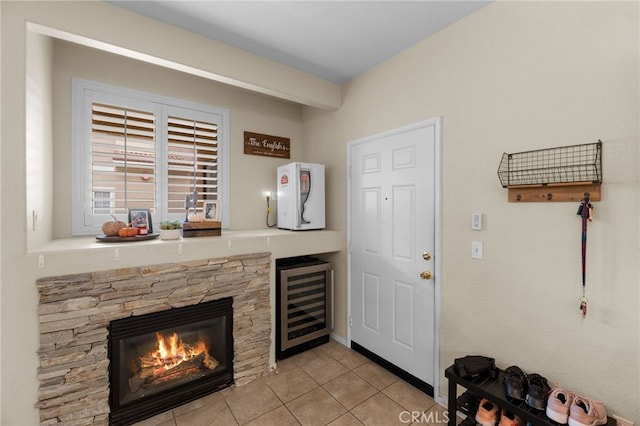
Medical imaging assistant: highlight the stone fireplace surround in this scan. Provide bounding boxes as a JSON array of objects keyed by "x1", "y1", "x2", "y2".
[{"x1": 35, "y1": 252, "x2": 272, "y2": 425}]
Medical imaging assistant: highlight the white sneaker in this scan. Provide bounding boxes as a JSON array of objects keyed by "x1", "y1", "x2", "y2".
[{"x1": 547, "y1": 388, "x2": 575, "y2": 424}]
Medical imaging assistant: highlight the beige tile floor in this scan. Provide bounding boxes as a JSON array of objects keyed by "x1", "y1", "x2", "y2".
[{"x1": 133, "y1": 339, "x2": 449, "y2": 426}]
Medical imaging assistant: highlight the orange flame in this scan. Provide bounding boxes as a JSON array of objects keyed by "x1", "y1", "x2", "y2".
[{"x1": 142, "y1": 332, "x2": 209, "y2": 374}]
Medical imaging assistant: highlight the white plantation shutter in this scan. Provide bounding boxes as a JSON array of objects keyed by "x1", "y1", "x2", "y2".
[
  {"x1": 91, "y1": 103, "x2": 157, "y2": 214},
  {"x1": 73, "y1": 79, "x2": 228, "y2": 235},
  {"x1": 167, "y1": 115, "x2": 218, "y2": 213}
]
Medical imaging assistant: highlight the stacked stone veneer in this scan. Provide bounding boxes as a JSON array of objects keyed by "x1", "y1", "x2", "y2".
[{"x1": 35, "y1": 252, "x2": 272, "y2": 425}]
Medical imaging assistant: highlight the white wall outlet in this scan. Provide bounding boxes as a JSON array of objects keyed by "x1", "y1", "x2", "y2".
[
  {"x1": 472, "y1": 212, "x2": 482, "y2": 230},
  {"x1": 471, "y1": 241, "x2": 484, "y2": 259}
]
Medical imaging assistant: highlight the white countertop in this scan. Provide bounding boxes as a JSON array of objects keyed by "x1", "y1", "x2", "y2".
[{"x1": 27, "y1": 228, "x2": 343, "y2": 278}]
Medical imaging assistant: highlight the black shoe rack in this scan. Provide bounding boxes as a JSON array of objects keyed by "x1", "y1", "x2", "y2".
[{"x1": 445, "y1": 365, "x2": 616, "y2": 426}]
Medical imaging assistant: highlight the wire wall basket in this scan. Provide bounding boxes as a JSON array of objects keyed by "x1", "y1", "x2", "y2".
[{"x1": 497, "y1": 141, "x2": 602, "y2": 188}]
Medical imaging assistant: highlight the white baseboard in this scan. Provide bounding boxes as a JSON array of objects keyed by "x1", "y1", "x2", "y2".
[{"x1": 330, "y1": 332, "x2": 348, "y2": 347}]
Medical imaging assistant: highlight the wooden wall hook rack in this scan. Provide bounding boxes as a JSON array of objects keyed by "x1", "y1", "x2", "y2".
[{"x1": 508, "y1": 183, "x2": 601, "y2": 203}]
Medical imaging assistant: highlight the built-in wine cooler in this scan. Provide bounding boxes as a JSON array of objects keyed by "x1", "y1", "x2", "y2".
[{"x1": 276, "y1": 256, "x2": 333, "y2": 359}]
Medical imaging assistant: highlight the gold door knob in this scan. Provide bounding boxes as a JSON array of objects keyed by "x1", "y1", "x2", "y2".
[
  {"x1": 422, "y1": 252, "x2": 432, "y2": 261},
  {"x1": 420, "y1": 270, "x2": 432, "y2": 280}
]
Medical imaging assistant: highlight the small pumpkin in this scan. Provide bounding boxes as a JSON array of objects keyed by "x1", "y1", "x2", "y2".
[
  {"x1": 118, "y1": 226, "x2": 137, "y2": 238},
  {"x1": 102, "y1": 215, "x2": 127, "y2": 236}
]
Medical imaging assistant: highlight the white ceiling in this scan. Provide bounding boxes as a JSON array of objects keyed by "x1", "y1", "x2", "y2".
[{"x1": 107, "y1": 1, "x2": 492, "y2": 83}]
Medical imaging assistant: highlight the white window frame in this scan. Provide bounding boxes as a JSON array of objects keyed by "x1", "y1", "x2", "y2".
[
  {"x1": 72, "y1": 78, "x2": 229, "y2": 236},
  {"x1": 93, "y1": 188, "x2": 115, "y2": 214}
]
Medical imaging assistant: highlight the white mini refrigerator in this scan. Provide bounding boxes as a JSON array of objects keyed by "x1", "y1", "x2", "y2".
[{"x1": 277, "y1": 162, "x2": 325, "y2": 230}]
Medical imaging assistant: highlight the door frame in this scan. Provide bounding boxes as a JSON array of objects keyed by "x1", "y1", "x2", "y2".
[{"x1": 346, "y1": 117, "x2": 442, "y2": 400}]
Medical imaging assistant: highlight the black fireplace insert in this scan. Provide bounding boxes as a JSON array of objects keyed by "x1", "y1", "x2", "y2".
[{"x1": 108, "y1": 298, "x2": 234, "y2": 426}]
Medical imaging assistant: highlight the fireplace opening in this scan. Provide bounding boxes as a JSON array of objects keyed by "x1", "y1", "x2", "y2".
[{"x1": 109, "y1": 297, "x2": 234, "y2": 426}]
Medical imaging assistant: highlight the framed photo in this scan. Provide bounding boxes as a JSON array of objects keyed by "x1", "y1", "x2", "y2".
[
  {"x1": 128, "y1": 209, "x2": 153, "y2": 233},
  {"x1": 204, "y1": 201, "x2": 219, "y2": 221}
]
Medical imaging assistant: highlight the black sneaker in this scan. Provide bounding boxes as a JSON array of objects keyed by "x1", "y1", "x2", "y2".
[
  {"x1": 502, "y1": 366, "x2": 527, "y2": 400},
  {"x1": 525, "y1": 373, "x2": 551, "y2": 410}
]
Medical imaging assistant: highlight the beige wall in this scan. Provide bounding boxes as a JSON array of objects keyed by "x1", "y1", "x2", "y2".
[
  {"x1": 2, "y1": 0, "x2": 639, "y2": 424},
  {"x1": 304, "y1": 1, "x2": 639, "y2": 420},
  {"x1": 26, "y1": 31, "x2": 54, "y2": 247}
]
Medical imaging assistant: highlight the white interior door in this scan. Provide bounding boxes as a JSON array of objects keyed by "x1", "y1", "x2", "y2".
[{"x1": 348, "y1": 119, "x2": 439, "y2": 387}]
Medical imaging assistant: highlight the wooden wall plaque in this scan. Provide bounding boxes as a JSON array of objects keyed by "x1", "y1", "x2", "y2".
[{"x1": 244, "y1": 131, "x2": 290, "y2": 159}]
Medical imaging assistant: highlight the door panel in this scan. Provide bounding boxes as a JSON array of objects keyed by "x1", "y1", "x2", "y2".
[
  {"x1": 392, "y1": 185, "x2": 415, "y2": 261},
  {"x1": 349, "y1": 120, "x2": 438, "y2": 386},
  {"x1": 363, "y1": 273, "x2": 380, "y2": 332},
  {"x1": 393, "y1": 280, "x2": 414, "y2": 348},
  {"x1": 363, "y1": 188, "x2": 382, "y2": 255}
]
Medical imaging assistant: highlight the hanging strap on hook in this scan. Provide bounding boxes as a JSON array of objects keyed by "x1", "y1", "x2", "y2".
[{"x1": 577, "y1": 193, "x2": 592, "y2": 318}]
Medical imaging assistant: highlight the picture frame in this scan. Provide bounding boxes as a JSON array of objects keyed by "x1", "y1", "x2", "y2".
[
  {"x1": 128, "y1": 209, "x2": 153, "y2": 233},
  {"x1": 204, "y1": 201, "x2": 219, "y2": 221}
]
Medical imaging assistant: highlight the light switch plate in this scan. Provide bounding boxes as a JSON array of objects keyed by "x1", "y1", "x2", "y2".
[
  {"x1": 472, "y1": 241, "x2": 483, "y2": 259},
  {"x1": 472, "y1": 213, "x2": 482, "y2": 230}
]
